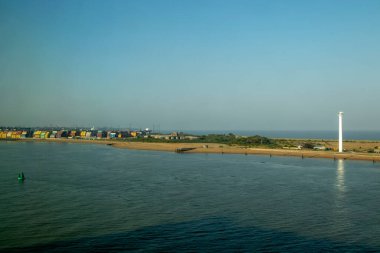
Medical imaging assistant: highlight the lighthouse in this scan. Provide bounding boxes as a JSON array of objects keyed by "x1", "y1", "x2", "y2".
[{"x1": 338, "y1": 112, "x2": 343, "y2": 152}]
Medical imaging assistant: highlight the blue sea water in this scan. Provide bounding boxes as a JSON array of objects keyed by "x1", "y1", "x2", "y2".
[
  {"x1": 1, "y1": 141, "x2": 380, "y2": 252},
  {"x1": 183, "y1": 130, "x2": 380, "y2": 140}
]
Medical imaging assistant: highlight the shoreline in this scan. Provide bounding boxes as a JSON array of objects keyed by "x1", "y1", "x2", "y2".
[{"x1": 3, "y1": 138, "x2": 380, "y2": 162}]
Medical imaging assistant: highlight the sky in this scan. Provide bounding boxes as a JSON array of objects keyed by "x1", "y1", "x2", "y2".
[{"x1": 1, "y1": 0, "x2": 380, "y2": 131}]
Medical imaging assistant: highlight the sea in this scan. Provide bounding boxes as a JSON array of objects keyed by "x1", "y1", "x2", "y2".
[
  {"x1": 1, "y1": 141, "x2": 380, "y2": 252},
  {"x1": 182, "y1": 130, "x2": 380, "y2": 140}
]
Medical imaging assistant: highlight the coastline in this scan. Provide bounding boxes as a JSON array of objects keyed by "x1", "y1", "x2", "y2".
[{"x1": 4, "y1": 138, "x2": 380, "y2": 162}]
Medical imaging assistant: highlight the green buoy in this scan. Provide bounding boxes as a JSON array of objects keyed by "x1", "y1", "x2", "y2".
[{"x1": 18, "y1": 172, "x2": 25, "y2": 182}]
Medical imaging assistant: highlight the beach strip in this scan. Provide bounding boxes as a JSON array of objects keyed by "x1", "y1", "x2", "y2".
[{"x1": 4, "y1": 138, "x2": 380, "y2": 162}]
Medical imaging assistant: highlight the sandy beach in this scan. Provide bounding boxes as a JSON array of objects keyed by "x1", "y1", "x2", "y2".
[
  {"x1": 112, "y1": 141, "x2": 380, "y2": 162},
  {"x1": 8, "y1": 138, "x2": 380, "y2": 162}
]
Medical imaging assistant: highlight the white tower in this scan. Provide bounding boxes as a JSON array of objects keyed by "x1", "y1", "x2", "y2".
[{"x1": 338, "y1": 112, "x2": 343, "y2": 152}]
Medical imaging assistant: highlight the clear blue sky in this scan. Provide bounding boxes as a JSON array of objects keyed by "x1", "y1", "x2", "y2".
[{"x1": 1, "y1": 0, "x2": 379, "y2": 130}]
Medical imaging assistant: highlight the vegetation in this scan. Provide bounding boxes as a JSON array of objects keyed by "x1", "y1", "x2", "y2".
[
  {"x1": 198, "y1": 134, "x2": 277, "y2": 147},
  {"x1": 302, "y1": 142, "x2": 315, "y2": 149},
  {"x1": 127, "y1": 133, "x2": 278, "y2": 148}
]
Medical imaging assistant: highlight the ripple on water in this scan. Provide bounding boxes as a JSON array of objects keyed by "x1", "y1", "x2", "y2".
[{"x1": 1, "y1": 142, "x2": 380, "y2": 251}]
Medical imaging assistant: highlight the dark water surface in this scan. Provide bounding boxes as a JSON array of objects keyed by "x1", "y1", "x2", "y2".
[{"x1": 1, "y1": 142, "x2": 380, "y2": 252}]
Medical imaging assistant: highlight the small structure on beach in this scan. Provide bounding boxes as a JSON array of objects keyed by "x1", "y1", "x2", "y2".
[
  {"x1": 175, "y1": 147, "x2": 196, "y2": 153},
  {"x1": 313, "y1": 145, "x2": 326, "y2": 151}
]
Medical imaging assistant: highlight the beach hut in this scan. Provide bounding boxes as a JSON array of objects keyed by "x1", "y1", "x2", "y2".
[
  {"x1": 80, "y1": 131, "x2": 87, "y2": 138},
  {"x1": 61, "y1": 130, "x2": 69, "y2": 138},
  {"x1": 12, "y1": 131, "x2": 22, "y2": 139},
  {"x1": 33, "y1": 131, "x2": 41, "y2": 138},
  {"x1": 50, "y1": 131, "x2": 57, "y2": 138},
  {"x1": 119, "y1": 131, "x2": 130, "y2": 138},
  {"x1": 21, "y1": 131, "x2": 28, "y2": 138},
  {"x1": 90, "y1": 131, "x2": 97, "y2": 138},
  {"x1": 56, "y1": 130, "x2": 68, "y2": 138},
  {"x1": 0, "y1": 131, "x2": 8, "y2": 139},
  {"x1": 68, "y1": 130, "x2": 76, "y2": 138}
]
